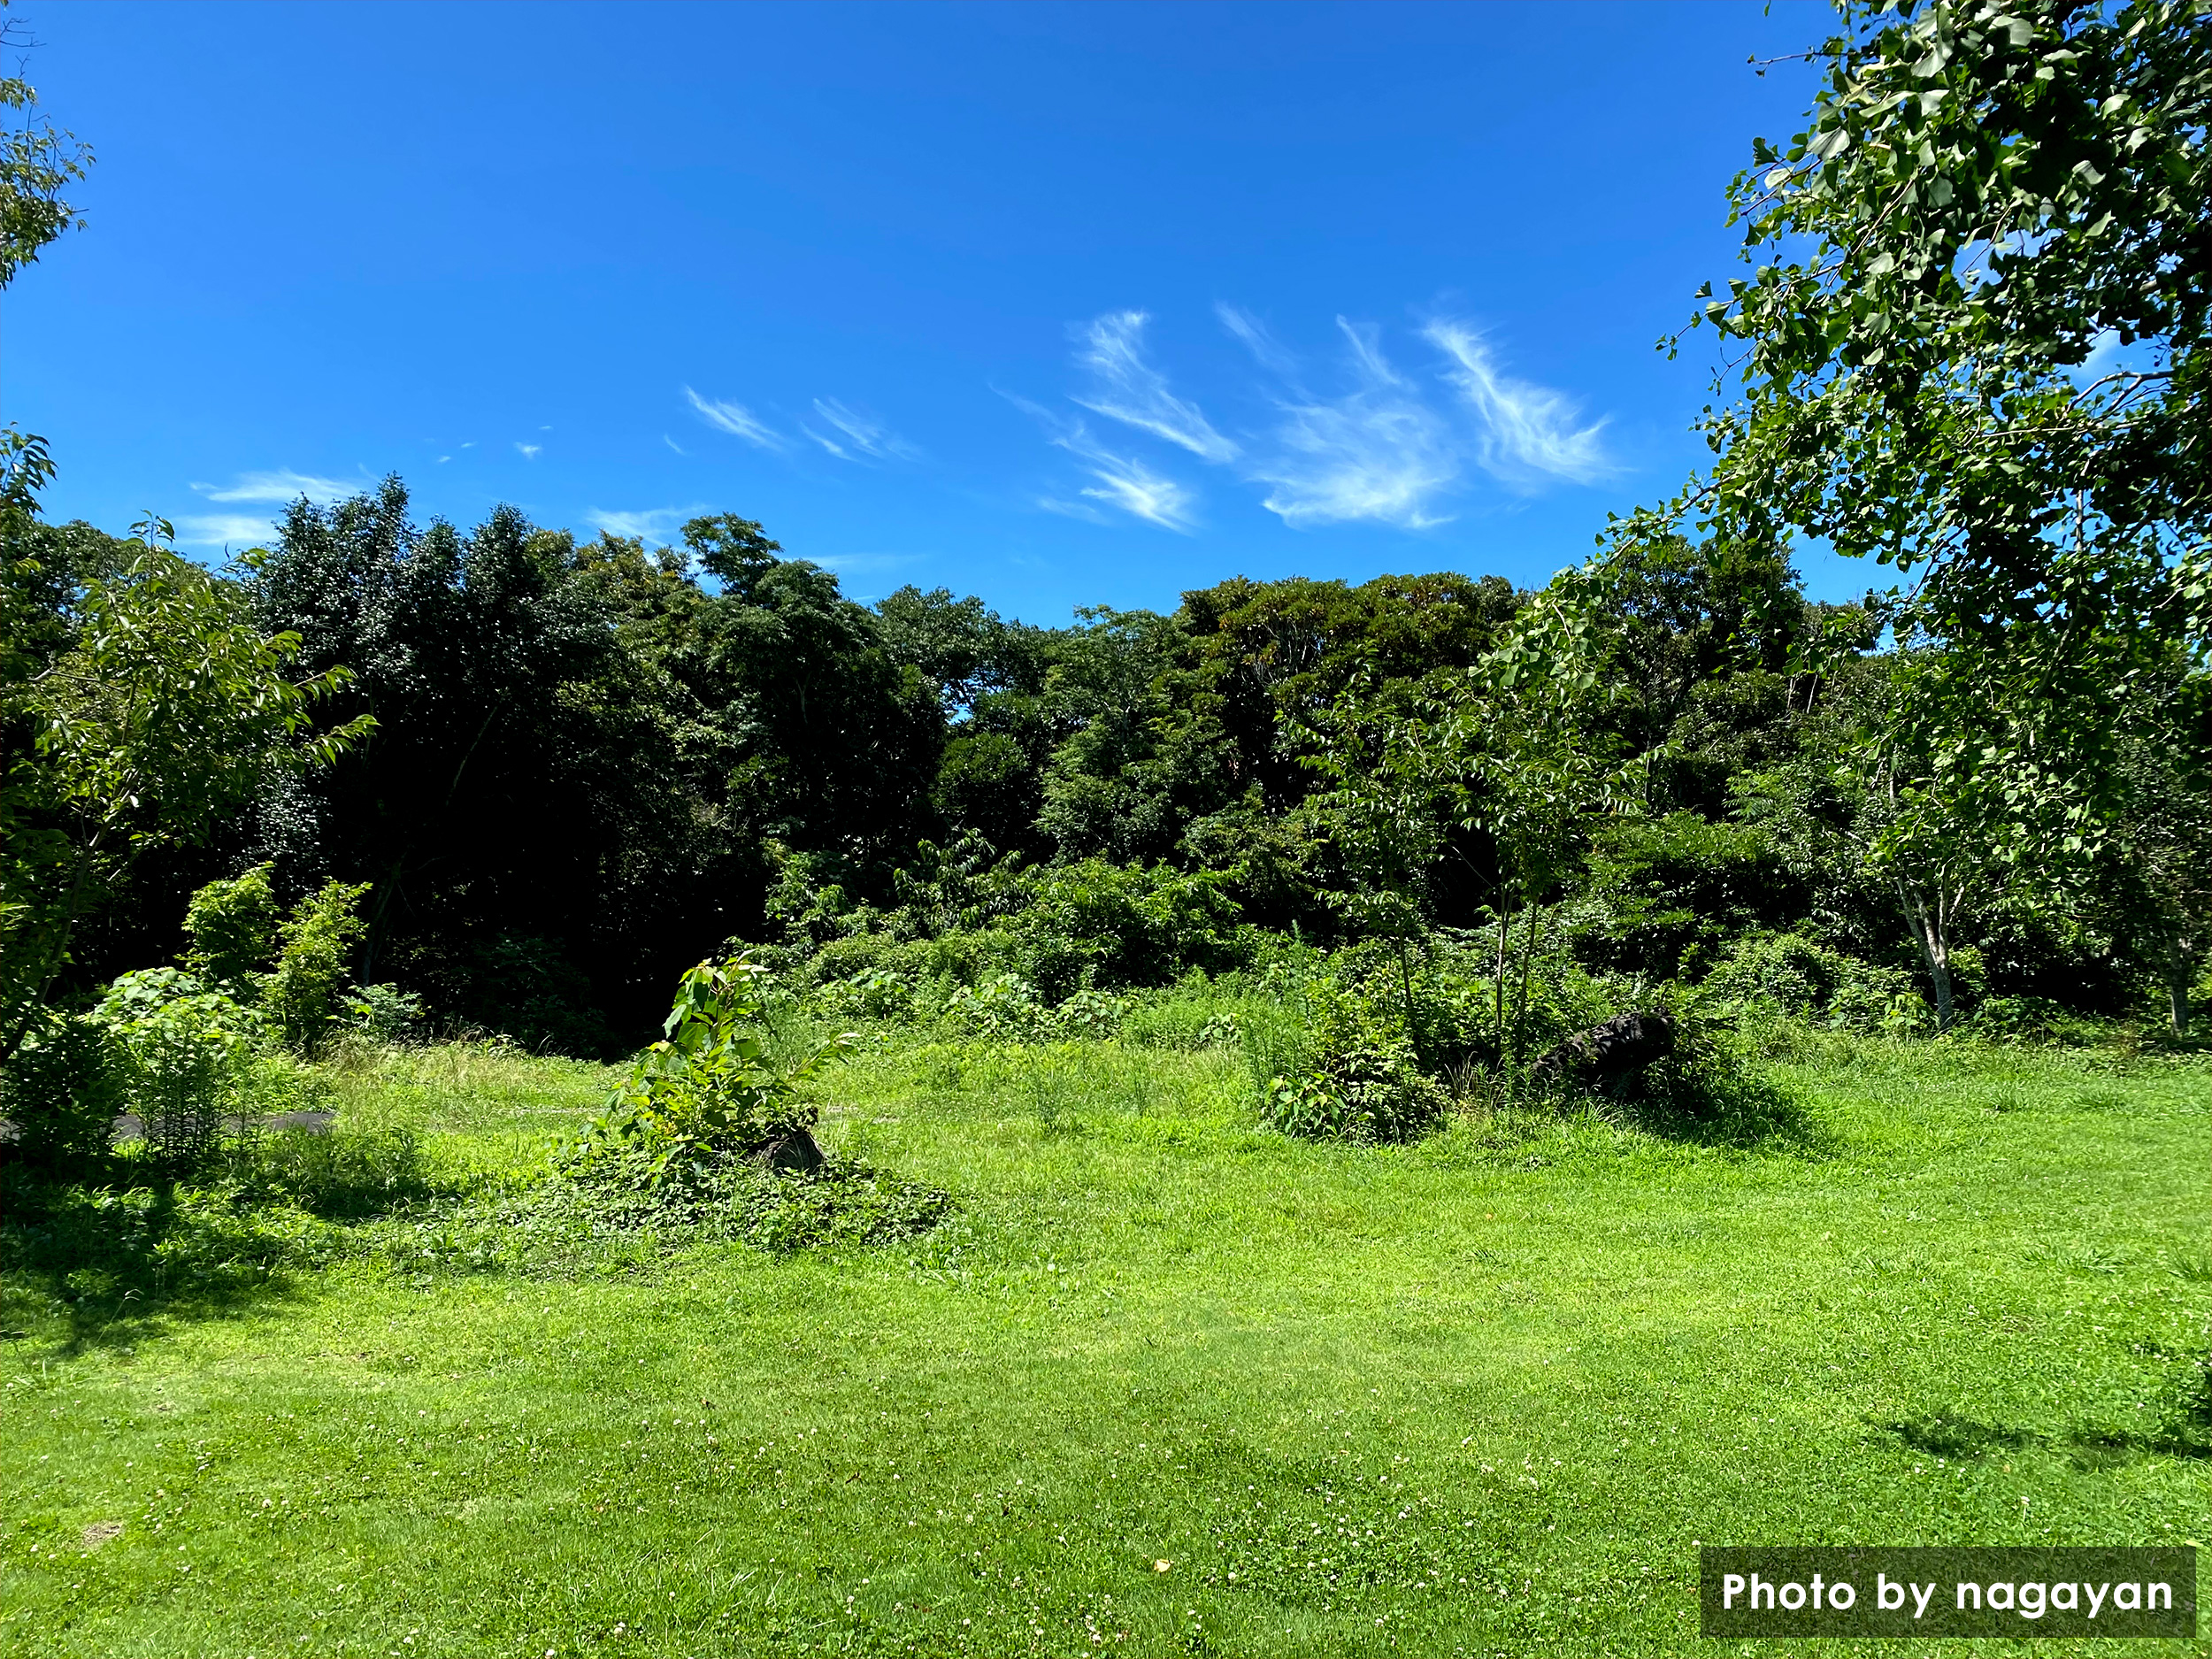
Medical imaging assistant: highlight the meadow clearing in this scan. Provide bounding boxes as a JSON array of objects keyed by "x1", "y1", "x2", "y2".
[{"x1": 3, "y1": 1032, "x2": 2208, "y2": 1658}]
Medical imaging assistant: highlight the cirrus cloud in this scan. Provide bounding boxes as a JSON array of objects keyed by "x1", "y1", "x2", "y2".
[
  {"x1": 683, "y1": 386, "x2": 788, "y2": 450},
  {"x1": 189, "y1": 468, "x2": 370, "y2": 505},
  {"x1": 1025, "y1": 305, "x2": 1616, "y2": 534}
]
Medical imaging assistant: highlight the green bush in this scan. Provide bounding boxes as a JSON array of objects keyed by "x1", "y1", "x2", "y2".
[
  {"x1": 814, "y1": 964, "x2": 922, "y2": 1023},
  {"x1": 1253, "y1": 975, "x2": 1448, "y2": 1144},
  {"x1": 1701, "y1": 932, "x2": 1918, "y2": 1033},
  {"x1": 1573, "y1": 813, "x2": 1801, "y2": 980},
  {"x1": 584, "y1": 953, "x2": 847, "y2": 1173},
  {"x1": 345, "y1": 982, "x2": 424, "y2": 1042},
  {"x1": 265, "y1": 879, "x2": 372, "y2": 1053},
  {"x1": 94, "y1": 969, "x2": 264, "y2": 1164},
  {"x1": 809, "y1": 932, "x2": 901, "y2": 984},
  {"x1": 941, "y1": 973, "x2": 1050, "y2": 1041},
  {"x1": 180, "y1": 863, "x2": 280, "y2": 994},
  {"x1": 1010, "y1": 859, "x2": 1247, "y2": 996},
  {"x1": 0, "y1": 1010, "x2": 121, "y2": 1164}
]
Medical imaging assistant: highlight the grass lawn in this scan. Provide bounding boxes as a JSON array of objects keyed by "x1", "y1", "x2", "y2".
[{"x1": 3, "y1": 1034, "x2": 2208, "y2": 1656}]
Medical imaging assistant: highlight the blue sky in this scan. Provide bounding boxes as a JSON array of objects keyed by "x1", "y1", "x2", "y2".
[{"x1": 8, "y1": 1, "x2": 1841, "y2": 621}]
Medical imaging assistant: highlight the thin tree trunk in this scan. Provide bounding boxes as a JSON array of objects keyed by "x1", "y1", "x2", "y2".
[
  {"x1": 2171, "y1": 973, "x2": 2191, "y2": 1041},
  {"x1": 1512, "y1": 900, "x2": 1540, "y2": 1079},
  {"x1": 1896, "y1": 878, "x2": 1955, "y2": 1033},
  {"x1": 1494, "y1": 902, "x2": 1510, "y2": 1064},
  {"x1": 1395, "y1": 933, "x2": 1426, "y2": 1071}
]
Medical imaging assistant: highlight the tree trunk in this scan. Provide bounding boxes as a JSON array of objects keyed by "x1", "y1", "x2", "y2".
[
  {"x1": 1494, "y1": 902, "x2": 1510, "y2": 1064},
  {"x1": 1897, "y1": 879, "x2": 1955, "y2": 1033},
  {"x1": 1395, "y1": 933, "x2": 1427, "y2": 1070},
  {"x1": 1512, "y1": 901, "x2": 1540, "y2": 1078},
  {"x1": 2171, "y1": 973, "x2": 2191, "y2": 1041}
]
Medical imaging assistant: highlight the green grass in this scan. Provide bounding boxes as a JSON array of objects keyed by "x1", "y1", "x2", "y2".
[{"x1": 4, "y1": 1033, "x2": 2208, "y2": 1656}]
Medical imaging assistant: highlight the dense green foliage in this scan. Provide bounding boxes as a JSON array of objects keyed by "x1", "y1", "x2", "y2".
[{"x1": 14, "y1": 485, "x2": 2202, "y2": 1073}]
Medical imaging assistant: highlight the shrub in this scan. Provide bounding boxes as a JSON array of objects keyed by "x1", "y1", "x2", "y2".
[
  {"x1": 1051, "y1": 987, "x2": 1123, "y2": 1040},
  {"x1": 345, "y1": 982, "x2": 424, "y2": 1042},
  {"x1": 1260, "y1": 1045, "x2": 1449, "y2": 1145},
  {"x1": 265, "y1": 879, "x2": 372, "y2": 1053},
  {"x1": 587, "y1": 952, "x2": 848, "y2": 1173},
  {"x1": 1701, "y1": 931, "x2": 1918, "y2": 1033},
  {"x1": 0, "y1": 1010, "x2": 121, "y2": 1164},
  {"x1": 94, "y1": 969, "x2": 263, "y2": 1164},
  {"x1": 1254, "y1": 976, "x2": 1448, "y2": 1145},
  {"x1": 1010, "y1": 859, "x2": 1247, "y2": 995},
  {"x1": 809, "y1": 933, "x2": 900, "y2": 985},
  {"x1": 814, "y1": 964, "x2": 921, "y2": 1023},
  {"x1": 180, "y1": 863, "x2": 280, "y2": 994},
  {"x1": 1574, "y1": 813, "x2": 1802, "y2": 980},
  {"x1": 943, "y1": 973, "x2": 1053, "y2": 1042},
  {"x1": 1968, "y1": 994, "x2": 2100, "y2": 1043}
]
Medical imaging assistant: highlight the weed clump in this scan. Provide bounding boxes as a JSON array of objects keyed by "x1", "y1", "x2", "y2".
[
  {"x1": 542, "y1": 949, "x2": 953, "y2": 1254},
  {"x1": 541, "y1": 1139, "x2": 950, "y2": 1253}
]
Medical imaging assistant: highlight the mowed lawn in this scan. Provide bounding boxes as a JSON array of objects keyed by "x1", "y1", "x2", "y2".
[{"x1": 4, "y1": 1039, "x2": 2207, "y2": 1657}]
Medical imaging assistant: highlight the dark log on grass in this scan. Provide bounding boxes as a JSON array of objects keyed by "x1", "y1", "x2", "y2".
[{"x1": 1531, "y1": 1010, "x2": 1675, "y2": 1086}]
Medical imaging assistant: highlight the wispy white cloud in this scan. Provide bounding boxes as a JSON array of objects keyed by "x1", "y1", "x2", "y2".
[
  {"x1": 1240, "y1": 319, "x2": 1462, "y2": 530},
  {"x1": 805, "y1": 398, "x2": 918, "y2": 464},
  {"x1": 586, "y1": 505, "x2": 708, "y2": 545},
  {"x1": 435, "y1": 455, "x2": 452, "y2": 465},
  {"x1": 663, "y1": 434, "x2": 688, "y2": 457},
  {"x1": 1022, "y1": 307, "x2": 1611, "y2": 534},
  {"x1": 683, "y1": 386, "x2": 787, "y2": 450},
  {"x1": 1070, "y1": 311, "x2": 1238, "y2": 463},
  {"x1": 174, "y1": 512, "x2": 279, "y2": 549},
  {"x1": 1059, "y1": 427, "x2": 1197, "y2": 532},
  {"x1": 1425, "y1": 321, "x2": 1611, "y2": 488},
  {"x1": 812, "y1": 550, "x2": 922, "y2": 576},
  {"x1": 1008, "y1": 388, "x2": 1199, "y2": 533},
  {"x1": 1034, "y1": 495, "x2": 1110, "y2": 526},
  {"x1": 1216, "y1": 303, "x2": 1301, "y2": 378},
  {"x1": 516, "y1": 442, "x2": 542, "y2": 461},
  {"x1": 189, "y1": 469, "x2": 366, "y2": 505}
]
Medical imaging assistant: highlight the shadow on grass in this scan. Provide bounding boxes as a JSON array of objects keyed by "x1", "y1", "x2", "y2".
[
  {"x1": 0, "y1": 1127, "x2": 440, "y2": 1356},
  {"x1": 1883, "y1": 1413, "x2": 2039, "y2": 1458},
  {"x1": 1562, "y1": 1048, "x2": 1833, "y2": 1156},
  {"x1": 1878, "y1": 1373, "x2": 2212, "y2": 1465},
  {"x1": 2, "y1": 1167, "x2": 304, "y2": 1356}
]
